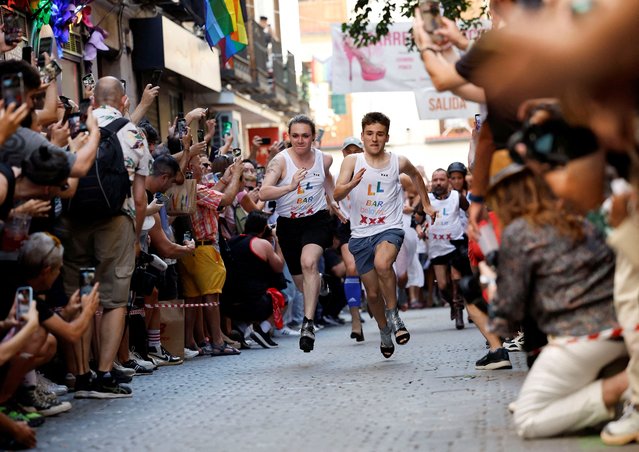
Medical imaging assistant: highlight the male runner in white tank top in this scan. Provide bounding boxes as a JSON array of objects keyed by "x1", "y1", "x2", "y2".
[
  {"x1": 259, "y1": 115, "x2": 345, "y2": 353},
  {"x1": 334, "y1": 112, "x2": 436, "y2": 359}
]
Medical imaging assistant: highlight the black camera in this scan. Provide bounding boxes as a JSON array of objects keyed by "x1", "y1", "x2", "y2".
[{"x1": 508, "y1": 117, "x2": 598, "y2": 168}]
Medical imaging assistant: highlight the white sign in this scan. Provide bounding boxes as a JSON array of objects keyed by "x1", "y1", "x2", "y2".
[
  {"x1": 415, "y1": 87, "x2": 480, "y2": 120},
  {"x1": 331, "y1": 23, "x2": 432, "y2": 94}
]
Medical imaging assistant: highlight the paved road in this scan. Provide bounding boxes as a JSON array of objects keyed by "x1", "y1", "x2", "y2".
[{"x1": 37, "y1": 308, "x2": 612, "y2": 451}]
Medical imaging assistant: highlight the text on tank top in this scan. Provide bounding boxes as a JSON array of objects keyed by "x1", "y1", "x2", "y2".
[
  {"x1": 274, "y1": 148, "x2": 328, "y2": 218},
  {"x1": 349, "y1": 152, "x2": 404, "y2": 238},
  {"x1": 427, "y1": 191, "x2": 464, "y2": 259}
]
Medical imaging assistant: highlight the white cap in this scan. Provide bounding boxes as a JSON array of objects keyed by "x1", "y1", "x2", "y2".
[{"x1": 341, "y1": 136, "x2": 363, "y2": 150}]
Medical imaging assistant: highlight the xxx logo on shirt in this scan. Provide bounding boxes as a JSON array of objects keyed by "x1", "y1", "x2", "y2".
[
  {"x1": 360, "y1": 215, "x2": 386, "y2": 225},
  {"x1": 433, "y1": 233, "x2": 453, "y2": 240}
]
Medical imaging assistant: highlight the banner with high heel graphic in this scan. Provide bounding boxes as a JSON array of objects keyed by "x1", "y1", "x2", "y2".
[{"x1": 331, "y1": 23, "x2": 433, "y2": 94}]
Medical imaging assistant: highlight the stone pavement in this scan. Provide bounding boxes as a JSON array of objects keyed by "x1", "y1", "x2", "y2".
[{"x1": 36, "y1": 308, "x2": 615, "y2": 451}]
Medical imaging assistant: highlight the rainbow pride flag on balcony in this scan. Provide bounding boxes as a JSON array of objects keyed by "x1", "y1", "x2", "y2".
[{"x1": 203, "y1": 0, "x2": 247, "y2": 61}]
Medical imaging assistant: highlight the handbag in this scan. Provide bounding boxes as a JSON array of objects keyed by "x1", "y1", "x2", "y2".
[{"x1": 165, "y1": 172, "x2": 197, "y2": 216}]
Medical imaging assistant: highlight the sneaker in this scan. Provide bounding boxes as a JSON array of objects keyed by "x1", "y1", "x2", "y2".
[
  {"x1": 186, "y1": 344, "x2": 204, "y2": 356},
  {"x1": 183, "y1": 348, "x2": 199, "y2": 360},
  {"x1": 36, "y1": 372, "x2": 68, "y2": 396},
  {"x1": 250, "y1": 326, "x2": 278, "y2": 349},
  {"x1": 75, "y1": 376, "x2": 132, "y2": 399},
  {"x1": 110, "y1": 367, "x2": 133, "y2": 384},
  {"x1": 112, "y1": 361, "x2": 136, "y2": 377},
  {"x1": 274, "y1": 326, "x2": 301, "y2": 337},
  {"x1": 601, "y1": 404, "x2": 639, "y2": 446},
  {"x1": 475, "y1": 348, "x2": 512, "y2": 370},
  {"x1": 0, "y1": 405, "x2": 45, "y2": 427},
  {"x1": 148, "y1": 345, "x2": 183, "y2": 366},
  {"x1": 120, "y1": 359, "x2": 154, "y2": 376},
  {"x1": 130, "y1": 351, "x2": 157, "y2": 371},
  {"x1": 503, "y1": 332, "x2": 525, "y2": 352},
  {"x1": 17, "y1": 386, "x2": 72, "y2": 416}
]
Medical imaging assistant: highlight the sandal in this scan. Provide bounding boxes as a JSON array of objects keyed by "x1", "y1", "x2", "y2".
[
  {"x1": 222, "y1": 333, "x2": 241, "y2": 349},
  {"x1": 210, "y1": 342, "x2": 241, "y2": 356}
]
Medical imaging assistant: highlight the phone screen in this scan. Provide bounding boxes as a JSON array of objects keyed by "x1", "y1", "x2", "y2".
[
  {"x1": 474, "y1": 114, "x2": 481, "y2": 131},
  {"x1": 1, "y1": 73, "x2": 24, "y2": 106},
  {"x1": 177, "y1": 118, "x2": 187, "y2": 137},
  {"x1": 79, "y1": 267, "x2": 96, "y2": 296},
  {"x1": 68, "y1": 112, "x2": 85, "y2": 138},
  {"x1": 82, "y1": 73, "x2": 95, "y2": 90},
  {"x1": 261, "y1": 137, "x2": 272, "y2": 145},
  {"x1": 197, "y1": 129, "x2": 205, "y2": 142},
  {"x1": 3, "y1": 12, "x2": 21, "y2": 45},
  {"x1": 15, "y1": 286, "x2": 32, "y2": 320},
  {"x1": 41, "y1": 60, "x2": 62, "y2": 83},
  {"x1": 151, "y1": 69, "x2": 163, "y2": 87},
  {"x1": 21, "y1": 45, "x2": 32, "y2": 63},
  {"x1": 37, "y1": 37, "x2": 53, "y2": 67}
]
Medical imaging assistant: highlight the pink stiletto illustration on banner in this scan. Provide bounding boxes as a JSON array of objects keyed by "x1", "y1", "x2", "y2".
[{"x1": 342, "y1": 36, "x2": 386, "y2": 82}]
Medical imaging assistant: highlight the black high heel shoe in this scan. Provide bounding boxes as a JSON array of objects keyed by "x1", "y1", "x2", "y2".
[
  {"x1": 380, "y1": 325, "x2": 394, "y2": 358},
  {"x1": 350, "y1": 330, "x2": 365, "y2": 342}
]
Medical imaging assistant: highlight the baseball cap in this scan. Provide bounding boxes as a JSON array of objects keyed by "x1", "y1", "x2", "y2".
[{"x1": 341, "y1": 137, "x2": 363, "y2": 150}]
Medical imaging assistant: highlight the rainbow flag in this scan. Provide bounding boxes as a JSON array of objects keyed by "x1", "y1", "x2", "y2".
[{"x1": 202, "y1": 0, "x2": 247, "y2": 61}]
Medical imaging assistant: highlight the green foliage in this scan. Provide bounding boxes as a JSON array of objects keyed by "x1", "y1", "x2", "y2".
[{"x1": 342, "y1": 0, "x2": 486, "y2": 48}]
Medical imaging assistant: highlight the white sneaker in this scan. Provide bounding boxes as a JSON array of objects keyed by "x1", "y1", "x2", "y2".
[
  {"x1": 274, "y1": 326, "x2": 301, "y2": 337},
  {"x1": 36, "y1": 372, "x2": 68, "y2": 396},
  {"x1": 502, "y1": 331, "x2": 525, "y2": 352},
  {"x1": 601, "y1": 403, "x2": 639, "y2": 446},
  {"x1": 112, "y1": 361, "x2": 136, "y2": 377},
  {"x1": 130, "y1": 351, "x2": 157, "y2": 371},
  {"x1": 183, "y1": 348, "x2": 199, "y2": 360}
]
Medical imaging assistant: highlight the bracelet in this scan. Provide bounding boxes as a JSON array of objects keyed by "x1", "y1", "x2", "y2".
[
  {"x1": 219, "y1": 178, "x2": 230, "y2": 185},
  {"x1": 467, "y1": 193, "x2": 485, "y2": 203},
  {"x1": 420, "y1": 46, "x2": 439, "y2": 54}
]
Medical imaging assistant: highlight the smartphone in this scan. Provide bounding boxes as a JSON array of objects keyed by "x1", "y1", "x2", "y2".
[
  {"x1": 15, "y1": 286, "x2": 32, "y2": 320},
  {"x1": 277, "y1": 141, "x2": 287, "y2": 151},
  {"x1": 474, "y1": 114, "x2": 481, "y2": 131},
  {"x1": 418, "y1": 0, "x2": 446, "y2": 45},
  {"x1": 176, "y1": 112, "x2": 187, "y2": 137},
  {"x1": 120, "y1": 78, "x2": 126, "y2": 93},
  {"x1": 79, "y1": 267, "x2": 96, "y2": 296},
  {"x1": 232, "y1": 147, "x2": 242, "y2": 158},
  {"x1": 150, "y1": 69, "x2": 163, "y2": 87},
  {"x1": 3, "y1": 10, "x2": 21, "y2": 46},
  {"x1": 197, "y1": 128, "x2": 205, "y2": 143},
  {"x1": 1, "y1": 72, "x2": 24, "y2": 106},
  {"x1": 261, "y1": 137, "x2": 271, "y2": 145},
  {"x1": 183, "y1": 231, "x2": 192, "y2": 242},
  {"x1": 21, "y1": 45, "x2": 32, "y2": 63},
  {"x1": 316, "y1": 128, "x2": 325, "y2": 143},
  {"x1": 81, "y1": 73, "x2": 95, "y2": 90},
  {"x1": 68, "y1": 112, "x2": 86, "y2": 138},
  {"x1": 37, "y1": 36, "x2": 53, "y2": 67},
  {"x1": 41, "y1": 59, "x2": 62, "y2": 83},
  {"x1": 62, "y1": 104, "x2": 72, "y2": 124},
  {"x1": 78, "y1": 98, "x2": 90, "y2": 133}
]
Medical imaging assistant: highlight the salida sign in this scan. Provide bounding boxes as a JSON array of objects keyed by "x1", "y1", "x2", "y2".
[{"x1": 415, "y1": 87, "x2": 480, "y2": 120}]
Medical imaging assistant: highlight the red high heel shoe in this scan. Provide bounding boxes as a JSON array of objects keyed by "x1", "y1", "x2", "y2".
[{"x1": 342, "y1": 38, "x2": 386, "y2": 82}]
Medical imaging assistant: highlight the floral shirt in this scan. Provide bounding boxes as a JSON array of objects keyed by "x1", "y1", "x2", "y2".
[
  {"x1": 191, "y1": 182, "x2": 223, "y2": 242},
  {"x1": 490, "y1": 218, "x2": 618, "y2": 338},
  {"x1": 93, "y1": 105, "x2": 153, "y2": 219}
]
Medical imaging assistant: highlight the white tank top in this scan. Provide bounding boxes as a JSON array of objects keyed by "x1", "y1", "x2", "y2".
[
  {"x1": 427, "y1": 190, "x2": 465, "y2": 259},
  {"x1": 349, "y1": 152, "x2": 404, "y2": 238},
  {"x1": 274, "y1": 148, "x2": 328, "y2": 218}
]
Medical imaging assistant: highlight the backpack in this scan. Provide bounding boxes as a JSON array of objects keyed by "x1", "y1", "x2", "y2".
[{"x1": 66, "y1": 118, "x2": 131, "y2": 219}]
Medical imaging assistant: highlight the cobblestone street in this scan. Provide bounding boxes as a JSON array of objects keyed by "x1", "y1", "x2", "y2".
[{"x1": 37, "y1": 308, "x2": 612, "y2": 451}]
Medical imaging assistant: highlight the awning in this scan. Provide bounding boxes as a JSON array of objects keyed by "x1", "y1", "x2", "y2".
[{"x1": 204, "y1": 89, "x2": 286, "y2": 127}]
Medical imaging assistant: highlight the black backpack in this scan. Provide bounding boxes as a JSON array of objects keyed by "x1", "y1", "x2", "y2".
[{"x1": 66, "y1": 118, "x2": 131, "y2": 219}]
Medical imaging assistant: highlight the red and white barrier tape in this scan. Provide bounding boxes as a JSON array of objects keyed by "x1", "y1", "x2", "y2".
[
  {"x1": 549, "y1": 325, "x2": 639, "y2": 345},
  {"x1": 143, "y1": 302, "x2": 216, "y2": 309}
]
